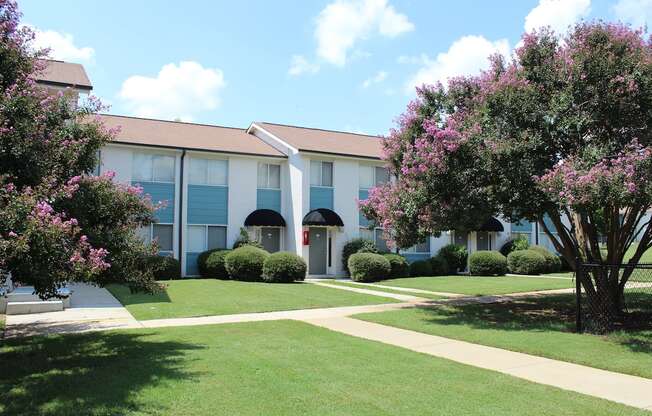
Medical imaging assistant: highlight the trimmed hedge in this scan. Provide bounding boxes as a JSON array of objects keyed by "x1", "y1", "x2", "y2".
[
  {"x1": 198, "y1": 249, "x2": 231, "y2": 279},
  {"x1": 342, "y1": 238, "x2": 378, "y2": 273},
  {"x1": 410, "y1": 259, "x2": 433, "y2": 277},
  {"x1": 348, "y1": 253, "x2": 391, "y2": 282},
  {"x1": 148, "y1": 255, "x2": 181, "y2": 280},
  {"x1": 262, "y1": 252, "x2": 307, "y2": 283},
  {"x1": 507, "y1": 249, "x2": 546, "y2": 275},
  {"x1": 429, "y1": 254, "x2": 449, "y2": 276},
  {"x1": 383, "y1": 253, "x2": 410, "y2": 279},
  {"x1": 529, "y1": 246, "x2": 562, "y2": 273},
  {"x1": 225, "y1": 246, "x2": 270, "y2": 281},
  {"x1": 468, "y1": 251, "x2": 507, "y2": 276},
  {"x1": 437, "y1": 244, "x2": 468, "y2": 273}
]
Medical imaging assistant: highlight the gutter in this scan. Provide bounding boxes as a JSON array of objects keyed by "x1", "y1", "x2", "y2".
[{"x1": 178, "y1": 150, "x2": 186, "y2": 265}]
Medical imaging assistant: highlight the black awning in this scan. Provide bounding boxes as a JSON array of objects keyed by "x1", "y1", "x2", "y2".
[
  {"x1": 478, "y1": 217, "x2": 504, "y2": 232},
  {"x1": 244, "y1": 209, "x2": 286, "y2": 227},
  {"x1": 302, "y1": 208, "x2": 344, "y2": 226}
]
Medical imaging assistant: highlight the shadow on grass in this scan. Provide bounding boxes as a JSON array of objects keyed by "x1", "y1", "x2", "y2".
[
  {"x1": 0, "y1": 331, "x2": 203, "y2": 416},
  {"x1": 106, "y1": 283, "x2": 173, "y2": 306},
  {"x1": 416, "y1": 293, "x2": 652, "y2": 355}
]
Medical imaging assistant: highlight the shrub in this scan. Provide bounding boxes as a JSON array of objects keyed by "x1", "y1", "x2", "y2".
[
  {"x1": 437, "y1": 244, "x2": 468, "y2": 273},
  {"x1": 507, "y1": 249, "x2": 547, "y2": 275},
  {"x1": 429, "y1": 254, "x2": 449, "y2": 276},
  {"x1": 232, "y1": 227, "x2": 264, "y2": 250},
  {"x1": 148, "y1": 255, "x2": 181, "y2": 281},
  {"x1": 199, "y1": 249, "x2": 231, "y2": 279},
  {"x1": 469, "y1": 251, "x2": 507, "y2": 276},
  {"x1": 225, "y1": 246, "x2": 269, "y2": 281},
  {"x1": 348, "y1": 253, "x2": 391, "y2": 282},
  {"x1": 529, "y1": 246, "x2": 561, "y2": 273},
  {"x1": 409, "y1": 259, "x2": 433, "y2": 277},
  {"x1": 499, "y1": 236, "x2": 530, "y2": 256},
  {"x1": 262, "y1": 252, "x2": 307, "y2": 283},
  {"x1": 383, "y1": 253, "x2": 409, "y2": 279},
  {"x1": 342, "y1": 238, "x2": 378, "y2": 273}
]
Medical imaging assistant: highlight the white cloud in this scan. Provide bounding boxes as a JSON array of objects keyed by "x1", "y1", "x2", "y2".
[
  {"x1": 118, "y1": 61, "x2": 226, "y2": 122},
  {"x1": 361, "y1": 70, "x2": 388, "y2": 88},
  {"x1": 28, "y1": 26, "x2": 94, "y2": 63},
  {"x1": 315, "y1": 0, "x2": 414, "y2": 66},
  {"x1": 405, "y1": 35, "x2": 510, "y2": 93},
  {"x1": 613, "y1": 0, "x2": 652, "y2": 27},
  {"x1": 288, "y1": 55, "x2": 320, "y2": 76},
  {"x1": 524, "y1": 0, "x2": 591, "y2": 34}
]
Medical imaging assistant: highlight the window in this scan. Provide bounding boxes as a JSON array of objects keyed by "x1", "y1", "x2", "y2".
[
  {"x1": 132, "y1": 153, "x2": 175, "y2": 182},
  {"x1": 359, "y1": 165, "x2": 389, "y2": 189},
  {"x1": 187, "y1": 225, "x2": 227, "y2": 252},
  {"x1": 310, "y1": 161, "x2": 333, "y2": 187},
  {"x1": 257, "y1": 163, "x2": 280, "y2": 189},
  {"x1": 153, "y1": 224, "x2": 173, "y2": 252},
  {"x1": 359, "y1": 227, "x2": 390, "y2": 252},
  {"x1": 189, "y1": 158, "x2": 228, "y2": 186},
  {"x1": 404, "y1": 238, "x2": 431, "y2": 253},
  {"x1": 138, "y1": 224, "x2": 174, "y2": 252}
]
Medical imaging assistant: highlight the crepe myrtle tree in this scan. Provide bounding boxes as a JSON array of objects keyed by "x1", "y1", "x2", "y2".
[
  {"x1": 0, "y1": 0, "x2": 161, "y2": 298},
  {"x1": 361, "y1": 22, "x2": 652, "y2": 322}
]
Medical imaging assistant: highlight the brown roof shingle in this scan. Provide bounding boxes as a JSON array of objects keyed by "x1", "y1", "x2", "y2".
[
  {"x1": 34, "y1": 60, "x2": 92, "y2": 90},
  {"x1": 99, "y1": 114, "x2": 285, "y2": 158},
  {"x1": 257, "y1": 122, "x2": 383, "y2": 159}
]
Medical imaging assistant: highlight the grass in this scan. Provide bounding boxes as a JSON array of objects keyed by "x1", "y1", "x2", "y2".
[
  {"x1": 373, "y1": 275, "x2": 574, "y2": 296},
  {"x1": 107, "y1": 279, "x2": 398, "y2": 320},
  {"x1": 0, "y1": 320, "x2": 647, "y2": 416},
  {"x1": 356, "y1": 293, "x2": 652, "y2": 379},
  {"x1": 324, "y1": 280, "x2": 446, "y2": 299},
  {"x1": 625, "y1": 243, "x2": 652, "y2": 263}
]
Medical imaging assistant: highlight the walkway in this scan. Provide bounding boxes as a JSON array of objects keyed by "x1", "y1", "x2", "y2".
[
  {"x1": 302, "y1": 316, "x2": 652, "y2": 411},
  {"x1": 4, "y1": 283, "x2": 141, "y2": 338}
]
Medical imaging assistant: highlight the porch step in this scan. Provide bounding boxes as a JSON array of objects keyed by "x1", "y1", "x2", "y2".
[{"x1": 6, "y1": 300, "x2": 64, "y2": 315}]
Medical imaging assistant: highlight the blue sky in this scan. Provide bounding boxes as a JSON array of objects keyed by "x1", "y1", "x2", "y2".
[{"x1": 20, "y1": 0, "x2": 650, "y2": 135}]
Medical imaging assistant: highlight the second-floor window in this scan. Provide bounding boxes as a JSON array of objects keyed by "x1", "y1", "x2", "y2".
[
  {"x1": 310, "y1": 161, "x2": 333, "y2": 187},
  {"x1": 189, "y1": 158, "x2": 228, "y2": 186},
  {"x1": 133, "y1": 153, "x2": 175, "y2": 183},
  {"x1": 257, "y1": 163, "x2": 280, "y2": 189},
  {"x1": 359, "y1": 165, "x2": 389, "y2": 189}
]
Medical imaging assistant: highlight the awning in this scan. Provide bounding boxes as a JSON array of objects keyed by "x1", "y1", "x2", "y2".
[
  {"x1": 302, "y1": 208, "x2": 344, "y2": 226},
  {"x1": 478, "y1": 217, "x2": 504, "y2": 232},
  {"x1": 244, "y1": 209, "x2": 286, "y2": 227}
]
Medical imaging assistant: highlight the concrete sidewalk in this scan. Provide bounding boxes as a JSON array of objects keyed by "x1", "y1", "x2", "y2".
[
  {"x1": 4, "y1": 283, "x2": 141, "y2": 338},
  {"x1": 302, "y1": 316, "x2": 652, "y2": 412}
]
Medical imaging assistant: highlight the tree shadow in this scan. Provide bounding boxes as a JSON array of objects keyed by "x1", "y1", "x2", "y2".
[
  {"x1": 416, "y1": 293, "x2": 652, "y2": 355},
  {"x1": 106, "y1": 283, "x2": 172, "y2": 305},
  {"x1": 0, "y1": 330, "x2": 204, "y2": 415}
]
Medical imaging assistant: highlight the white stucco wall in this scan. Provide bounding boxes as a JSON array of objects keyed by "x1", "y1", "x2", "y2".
[
  {"x1": 333, "y1": 159, "x2": 361, "y2": 275},
  {"x1": 100, "y1": 145, "x2": 133, "y2": 183},
  {"x1": 227, "y1": 156, "x2": 259, "y2": 247}
]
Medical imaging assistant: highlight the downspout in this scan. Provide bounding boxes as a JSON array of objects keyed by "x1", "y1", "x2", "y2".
[{"x1": 178, "y1": 150, "x2": 186, "y2": 267}]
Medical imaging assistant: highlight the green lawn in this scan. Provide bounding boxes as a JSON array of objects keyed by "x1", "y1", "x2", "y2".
[
  {"x1": 0, "y1": 321, "x2": 646, "y2": 416},
  {"x1": 373, "y1": 275, "x2": 574, "y2": 296},
  {"x1": 107, "y1": 279, "x2": 398, "y2": 320},
  {"x1": 356, "y1": 293, "x2": 652, "y2": 379},
  {"x1": 324, "y1": 280, "x2": 446, "y2": 300},
  {"x1": 625, "y1": 243, "x2": 652, "y2": 263}
]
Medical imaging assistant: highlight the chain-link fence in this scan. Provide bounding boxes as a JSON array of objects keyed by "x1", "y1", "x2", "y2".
[{"x1": 576, "y1": 262, "x2": 652, "y2": 333}]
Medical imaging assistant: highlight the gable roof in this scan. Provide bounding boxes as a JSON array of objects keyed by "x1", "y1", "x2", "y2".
[
  {"x1": 34, "y1": 60, "x2": 92, "y2": 90},
  {"x1": 256, "y1": 122, "x2": 383, "y2": 160},
  {"x1": 99, "y1": 114, "x2": 286, "y2": 158}
]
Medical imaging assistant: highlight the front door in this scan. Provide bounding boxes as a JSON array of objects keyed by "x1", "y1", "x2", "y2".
[
  {"x1": 309, "y1": 227, "x2": 327, "y2": 275},
  {"x1": 476, "y1": 231, "x2": 490, "y2": 251},
  {"x1": 260, "y1": 227, "x2": 280, "y2": 253}
]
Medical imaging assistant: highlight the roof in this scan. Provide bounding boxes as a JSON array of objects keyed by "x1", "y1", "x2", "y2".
[
  {"x1": 34, "y1": 60, "x2": 92, "y2": 90},
  {"x1": 256, "y1": 122, "x2": 383, "y2": 160},
  {"x1": 99, "y1": 114, "x2": 286, "y2": 158}
]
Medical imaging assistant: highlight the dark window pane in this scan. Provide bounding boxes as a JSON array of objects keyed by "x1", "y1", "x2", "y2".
[
  {"x1": 207, "y1": 226, "x2": 227, "y2": 250},
  {"x1": 153, "y1": 224, "x2": 173, "y2": 251}
]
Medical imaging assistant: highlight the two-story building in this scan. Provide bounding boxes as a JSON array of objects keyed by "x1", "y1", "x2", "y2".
[{"x1": 35, "y1": 59, "x2": 561, "y2": 277}]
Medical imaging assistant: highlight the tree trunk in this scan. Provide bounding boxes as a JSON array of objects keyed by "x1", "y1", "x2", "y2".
[{"x1": 584, "y1": 267, "x2": 625, "y2": 332}]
